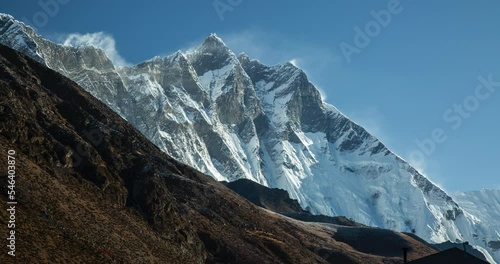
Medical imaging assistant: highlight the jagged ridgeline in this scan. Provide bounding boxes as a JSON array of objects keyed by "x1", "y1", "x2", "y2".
[
  {"x1": 0, "y1": 13, "x2": 498, "y2": 263},
  {"x1": 0, "y1": 42, "x2": 443, "y2": 264}
]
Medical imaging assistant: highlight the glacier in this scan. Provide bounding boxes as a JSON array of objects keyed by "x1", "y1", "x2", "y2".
[{"x1": 1, "y1": 13, "x2": 498, "y2": 263}]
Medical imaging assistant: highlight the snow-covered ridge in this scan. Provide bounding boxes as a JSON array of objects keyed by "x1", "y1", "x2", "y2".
[
  {"x1": 453, "y1": 189, "x2": 500, "y2": 257},
  {"x1": 0, "y1": 13, "x2": 498, "y2": 263}
]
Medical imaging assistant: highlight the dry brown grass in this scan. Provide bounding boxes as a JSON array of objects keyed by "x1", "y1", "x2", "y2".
[{"x1": 0, "y1": 45, "x2": 438, "y2": 264}]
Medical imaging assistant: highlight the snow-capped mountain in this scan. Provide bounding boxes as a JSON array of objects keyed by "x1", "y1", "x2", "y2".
[
  {"x1": 452, "y1": 189, "x2": 500, "y2": 262},
  {"x1": 1, "y1": 13, "x2": 498, "y2": 263}
]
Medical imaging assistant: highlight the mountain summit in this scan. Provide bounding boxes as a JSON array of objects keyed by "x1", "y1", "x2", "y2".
[
  {"x1": 2, "y1": 43, "x2": 446, "y2": 263},
  {"x1": 0, "y1": 13, "x2": 498, "y2": 263}
]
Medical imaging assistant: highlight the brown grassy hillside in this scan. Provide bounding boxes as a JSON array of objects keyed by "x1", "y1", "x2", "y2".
[{"x1": 0, "y1": 44, "x2": 436, "y2": 263}]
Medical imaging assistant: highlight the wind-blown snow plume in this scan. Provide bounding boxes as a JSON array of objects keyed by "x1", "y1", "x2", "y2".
[
  {"x1": 0, "y1": 14, "x2": 498, "y2": 263},
  {"x1": 62, "y1": 32, "x2": 129, "y2": 67}
]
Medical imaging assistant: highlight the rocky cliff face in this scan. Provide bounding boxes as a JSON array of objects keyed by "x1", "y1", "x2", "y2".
[
  {"x1": 0, "y1": 13, "x2": 498, "y2": 263},
  {"x1": 0, "y1": 43, "x2": 442, "y2": 264}
]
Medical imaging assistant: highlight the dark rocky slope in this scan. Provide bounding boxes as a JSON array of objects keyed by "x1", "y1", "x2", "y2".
[
  {"x1": 0, "y1": 45, "x2": 436, "y2": 263},
  {"x1": 433, "y1": 242, "x2": 488, "y2": 262},
  {"x1": 223, "y1": 179, "x2": 362, "y2": 227}
]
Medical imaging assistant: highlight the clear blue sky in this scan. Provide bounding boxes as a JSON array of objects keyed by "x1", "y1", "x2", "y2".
[{"x1": 2, "y1": 0, "x2": 499, "y2": 192}]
